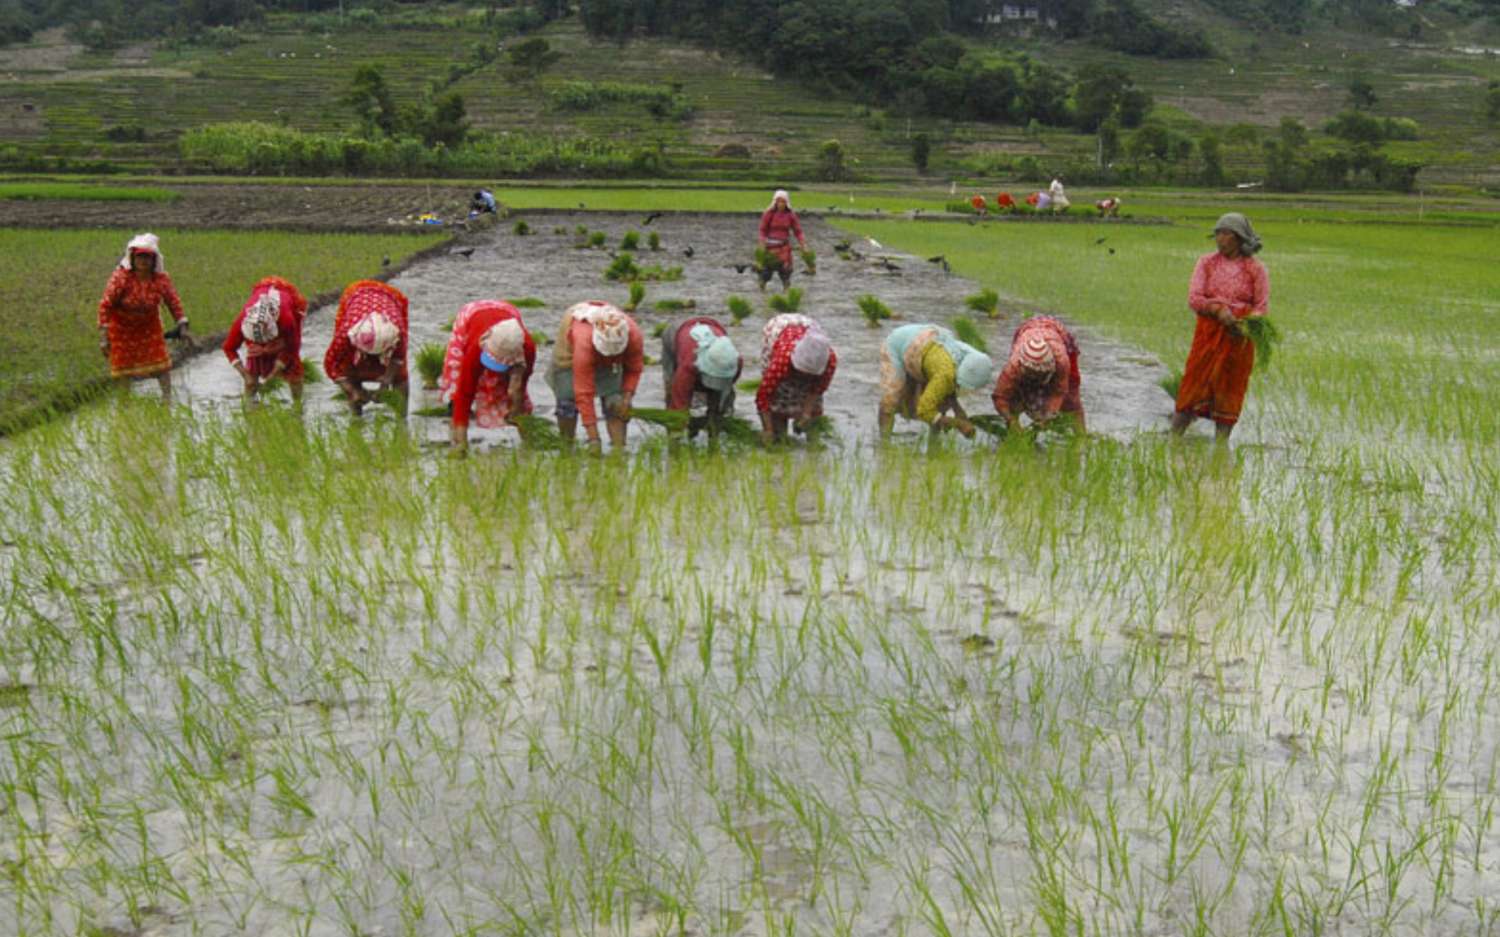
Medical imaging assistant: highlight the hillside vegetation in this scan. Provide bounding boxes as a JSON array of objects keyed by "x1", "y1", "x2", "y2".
[{"x1": 0, "y1": 1, "x2": 1495, "y2": 190}]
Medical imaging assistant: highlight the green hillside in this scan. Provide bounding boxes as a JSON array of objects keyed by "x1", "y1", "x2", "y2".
[{"x1": 0, "y1": 4, "x2": 1496, "y2": 189}]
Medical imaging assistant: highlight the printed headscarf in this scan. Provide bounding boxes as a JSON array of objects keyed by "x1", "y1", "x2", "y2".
[
  {"x1": 241, "y1": 290, "x2": 281, "y2": 344},
  {"x1": 790, "y1": 329, "x2": 831, "y2": 376},
  {"x1": 480, "y1": 318, "x2": 526, "y2": 365},
  {"x1": 1212, "y1": 213, "x2": 1262, "y2": 255},
  {"x1": 118, "y1": 232, "x2": 164, "y2": 273},
  {"x1": 349, "y1": 313, "x2": 400, "y2": 358},
  {"x1": 767, "y1": 189, "x2": 792, "y2": 211},
  {"x1": 589, "y1": 311, "x2": 630, "y2": 357},
  {"x1": 1015, "y1": 336, "x2": 1055, "y2": 375}
]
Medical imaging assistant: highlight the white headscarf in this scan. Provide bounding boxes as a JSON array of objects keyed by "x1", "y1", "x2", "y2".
[
  {"x1": 790, "y1": 329, "x2": 831, "y2": 376},
  {"x1": 242, "y1": 290, "x2": 282, "y2": 343},
  {"x1": 767, "y1": 189, "x2": 792, "y2": 211},
  {"x1": 118, "y1": 233, "x2": 164, "y2": 273},
  {"x1": 480, "y1": 318, "x2": 526, "y2": 364},
  {"x1": 349, "y1": 313, "x2": 400, "y2": 358},
  {"x1": 567, "y1": 301, "x2": 630, "y2": 357}
]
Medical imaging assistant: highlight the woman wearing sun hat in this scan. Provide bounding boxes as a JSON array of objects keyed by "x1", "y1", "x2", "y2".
[
  {"x1": 756, "y1": 313, "x2": 837, "y2": 444},
  {"x1": 96, "y1": 232, "x2": 191, "y2": 400},
  {"x1": 223, "y1": 276, "x2": 308, "y2": 403},
  {"x1": 1172, "y1": 212, "x2": 1269, "y2": 441},
  {"x1": 662, "y1": 315, "x2": 741, "y2": 440},
  {"x1": 548, "y1": 300, "x2": 644, "y2": 453},
  {"x1": 877, "y1": 322, "x2": 994, "y2": 438},
  {"x1": 757, "y1": 189, "x2": 807, "y2": 292},
  {"x1": 324, "y1": 279, "x2": 409, "y2": 416},
  {"x1": 991, "y1": 315, "x2": 1085, "y2": 432},
  {"x1": 440, "y1": 300, "x2": 537, "y2": 450}
]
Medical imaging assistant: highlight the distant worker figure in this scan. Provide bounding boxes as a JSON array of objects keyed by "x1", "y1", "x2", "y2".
[
  {"x1": 995, "y1": 192, "x2": 1016, "y2": 212},
  {"x1": 756, "y1": 313, "x2": 837, "y2": 444},
  {"x1": 757, "y1": 189, "x2": 807, "y2": 292},
  {"x1": 440, "y1": 300, "x2": 536, "y2": 450},
  {"x1": 970, "y1": 194, "x2": 988, "y2": 215},
  {"x1": 1096, "y1": 196, "x2": 1122, "y2": 218},
  {"x1": 324, "y1": 280, "x2": 409, "y2": 416},
  {"x1": 96, "y1": 233, "x2": 191, "y2": 402},
  {"x1": 878, "y1": 323, "x2": 993, "y2": 439},
  {"x1": 991, "y1": 315, "x2": 1085, "y2": 433},
  {"x1": 470, "y1": 189, "x2": 497, "y2": 215},
  {"x1": 548, "y1": 300, "x2": 644, "y2": 454},
  {"x1": 223, "y1": 276, "x2": 308, "y2": 404},
  {"x1": 1172, "y1": 213, "x2": 1270, "y2": 442},
  {"x1": 662, "y1": 316, "x2": 741, "y2": 440},
  {"x1": 1048, "y1": 178, "x2": 1070, "y2": 212}
]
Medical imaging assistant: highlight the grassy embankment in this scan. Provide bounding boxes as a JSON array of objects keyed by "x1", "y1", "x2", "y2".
[
  {"x1": 1, "y1": 199, "x2": 1498, "y2": 932},
  {"x1": 0, "y1": 228, "x2": 446, "y2": 433}
]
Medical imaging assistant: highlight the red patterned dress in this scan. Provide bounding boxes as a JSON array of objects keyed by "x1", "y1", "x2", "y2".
[
  {"x1": 323, "y1": 280, "x2": 409, "y2": 384},
  {"x1": 97, "y1": 268, "x2": 184, "y2": 379},
  {"x1": 756, "y1": 319, "x2": 836, "y2": 418},
  {"x1": 1175, "y1": 252, "x2": 1269, "y2": 427},
  {"x1": 222, "y1": 277, "x2": 308, "y2": 380},
  {"x1": 992, "y1": 316, "x2": 1084, "y2": 428}
]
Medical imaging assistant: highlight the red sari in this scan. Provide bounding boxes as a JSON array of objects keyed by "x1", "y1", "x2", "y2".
[
  {"x1": 97, "y1": 268, "x2": 184, "y2": 378},
  {"x1": 222, "y1": 277, "x2": 308, "y2": 380},
  {"x1": 439, "y1": 301, "x2": 536, "y2": 428},
  {"x1": 1175, "y1": 252, "x2": 1269, "y2": 426},
  {"x1": 323, "y1": 280, "x2": 409, "y2": 384}
]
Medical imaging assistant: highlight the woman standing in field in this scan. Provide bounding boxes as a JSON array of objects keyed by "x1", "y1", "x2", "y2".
[
  {"x1": 222, "y1": 277, "x2": 308, "y2": 404},
  {"x1": 1172, "y1": 213, "x2": 1269, "y2": 441},
  {"x1": 96, "y1": 233, "x2": 191, "y2": 401},
  {"x1": 991, "y1": 316, "x2": 1085, "y2": 432},
  {"x1": 757, "y1": 189, "x2": 808, "y2": 292},
  {"x1": 878, "y1": 323, "x2": 993, "y2": 439},
  {"x1": 439, "y1": 300, "x2": 536, "y2": 451},
  {"x1": 548, "y1": 300, "x2": 643, "y2": 454},
  {"x1": 756, "y1": 313, "x2": 836, "y2": 444},
  {"x1": 323, "y1": 280, "x2": 409, "y2": 416},
  {"x1": 661, "y1": 316, "x2": 741, "y2": 440}
]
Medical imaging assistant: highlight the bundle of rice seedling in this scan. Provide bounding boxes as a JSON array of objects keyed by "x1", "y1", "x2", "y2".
[
  {"x1": 965, "y1": 288, "x2": 1000, "y2": 319},
  {"x1": 857, "y1": 294, "x2": 893, "y2": 328},
  {"x1": 753, "y1": 246, "x2": 778, "y2": 273},
  {"x1": 801, "y1": 249, "x2": 817, "y2": 275},
  {"x1": 647, "y1": 231, "x2": 661, "y2": 251},
  {"x1": 1243, "y1": 316, "x2": 1281, "y2": 371},
  {"x1": 415, "y1": 343, "x2": 445, "y2": 389},
  {"x1": 531, "y1": 328, "x2": 551, "y2": 346},
  {"x1": 605, "y1": 253, "x2": 640, "y2": 282},
  {"x1": 726, "y1": 295, "x2": 754, "y2": 326},
  {"x1": 511, "y1": 297, "x2": 546, "y2": 308},
  {"x1": 796, "y1": 415, "x2": 835, "y2": 438},
  {"x1": 950, "y1": 316, "x2": 988, "y2": 355},
  {"x1": 629, "y1": 407, "x2": 691, "y2": 432},
  {"x1": 301, "y1": 358, "x2": 323, "y2": 382},
  {"x1": 650, "y1": 321, "x2": 669, "y2": 338},
  {"x1": 588, "y1": 231, "x2": 607, "y2": 248},
  {"x1": 411, "y1": 403, "x2": 451, "y2": 418},
  {"x1": 513, "y1": 220, "x2": 530, "y2": 236},
  {"x1": 1159, "y1": 371, "x2": 1181, "y2": 399},
  {"x1": 373, "y1": 389, "x2": 407, "y2": 413},
  {"x1": 625, "y1": 281, "x2": 646, "y2": 311},
  {"x1": 768, "y1": 288, "x2": 803, "y2": 313},
  {"x1": 620, "y1": 231, "x2": 640, "y2": 250},
  {"x1": 736, "y1": 378, "x2": 761, "y2": 393},
  {"x1": 970, "y1": 414, "x2": 1010, "y2": 438},
  {"x1": 653, "y1": 298, "x2": 695, "y2": 312},
  {"x1": 720, "y1": 415, "x2": 761, "y2": 443},
  {"x1": 512, "y1": 413, "x2": 566, "y2": 450}
]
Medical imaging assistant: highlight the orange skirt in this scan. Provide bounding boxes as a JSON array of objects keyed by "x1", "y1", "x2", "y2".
[
  {"x1": 1175, "y1": 315, "x2": 1254, "y2": 425},
  {"x1": 105, "y1": 311, "x2": 170, "y2": 379}
]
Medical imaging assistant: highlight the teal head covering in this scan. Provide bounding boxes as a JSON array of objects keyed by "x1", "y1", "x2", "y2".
[
  {"x1": 956, "y1": 350, "x2": 995, "y2": 390},
  {"x1": 690, "y1": 324, "x2": 739, "y2": 392},
  {"x1": 1212, "y1": 213, "x2": 1262, "y2": 255}
]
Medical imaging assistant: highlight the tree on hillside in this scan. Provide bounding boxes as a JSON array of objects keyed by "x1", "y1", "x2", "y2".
[
  {"x1": 414, "y1": 92, "x2": 470, "y2": 148},
  {"x1": 506, "y1": 37, "x2": 561, "y2": 80},
  {"x1": 1071, "y1": 63, "x2": 1152, "y2": 131},
  {"x1": 1486, "y1": 80, "x2": 1500, "y2": 124},
  {"x1": 1347, "y1": 75, "x2": 1377, "y2": 110},
  {"x1": 346, "y1": 65, "x2": 399, "y2": 138}
]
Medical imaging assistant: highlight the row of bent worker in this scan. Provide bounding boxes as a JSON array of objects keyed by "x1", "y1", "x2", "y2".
[{"x1": 98, "y1": 215, "x2": 1269, "y2": 451}]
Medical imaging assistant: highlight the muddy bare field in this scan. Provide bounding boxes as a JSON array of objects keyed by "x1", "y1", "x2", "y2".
[{"x1": 172, "y1": 211, "x2": 1174, "y2": 444}]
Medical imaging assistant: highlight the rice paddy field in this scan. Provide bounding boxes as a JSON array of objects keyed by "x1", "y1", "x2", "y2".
[{"x1": 2, "y1": 197, "x2": 1499, "y2": 936}]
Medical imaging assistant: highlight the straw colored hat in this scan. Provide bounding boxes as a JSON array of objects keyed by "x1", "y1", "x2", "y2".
[{"x1": 480, "y1": 318, "x2": 525, "y2": 365}]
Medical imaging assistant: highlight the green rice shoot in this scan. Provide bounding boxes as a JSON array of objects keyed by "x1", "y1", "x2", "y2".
[
  {"x1": 858, "y1": 294, "x2": 893, "y2": 327},
  {"x1": 1244, "y1": 316, "x2": 1281, "y2": 371},
  {"x1": 629, "y1": 406, "x2": 691, "y2": 432},
  {"x1": 767, "y1": 287, "x2": 803, "y2": 313},
  {"x1": 950, "y1": 315, "x2": 989, "y2": 354},
  {"x1": 726, "y1": 295, "x2": 753, "y2": 325},
  {"x1": 965, "y1": 287, "x2": 1000, "y2": 319},
  {"x1": 414, "y1": 343, "x2": 446, "y2": 388}
]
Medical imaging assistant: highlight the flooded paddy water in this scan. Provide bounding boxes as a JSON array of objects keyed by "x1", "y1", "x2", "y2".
[{"x1": 2, "y1": 213, "x2": 1497, "y2": 937}]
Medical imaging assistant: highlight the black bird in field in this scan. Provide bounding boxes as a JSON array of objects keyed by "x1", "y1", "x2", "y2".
[
  {"x1": 1109, "y1": 248, "x2": 1116, "y2": 255},
  {"x1": 833, "y1": 239, "x2": 851, "y2": 252},
  {"x1": 381, "y1": 255, "x2": 391, "y2": 267},
  {"x1": 874, "y1": 257, "x2": 901, "y2": 273},
  {"x1": 578, "y1": 202, "x2": 586, "y2": 209},
  {"x1": 642, "y1": 211, "x2": 664, "y2": 226},
  {"x1": 683, "y1": 245, "x2": 695, "y2": 258},
  {"x1": 453, "y1": 247, "x2": 475, "y2": 259},
  {"x1": 733, "y1": 263, "x2": 750, "y2": 274},
  {"x1": 927, "y1": 255, "x2": 950, "y2": 275},
  {"x1": 1094, "y1": 237, "x2": 1108, "y2": 245}
]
